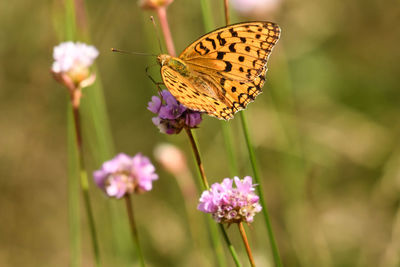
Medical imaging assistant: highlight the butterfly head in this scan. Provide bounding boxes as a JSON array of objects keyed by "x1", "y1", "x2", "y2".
[{"x1": 157, "y1": 54, "x2": 171, "y2": 66}]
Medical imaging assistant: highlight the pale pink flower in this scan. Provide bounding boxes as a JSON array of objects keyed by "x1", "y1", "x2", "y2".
[{"x1": 93, "y1": 153, "x2": 158, "y2": 198}]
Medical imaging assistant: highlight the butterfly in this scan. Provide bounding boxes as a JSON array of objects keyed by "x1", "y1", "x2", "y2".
[{"x1": 157, "y1": 21, "x2": 281, "y2": 120}]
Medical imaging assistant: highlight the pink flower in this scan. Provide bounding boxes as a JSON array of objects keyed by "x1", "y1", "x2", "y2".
[
  {"x1": 198, "y1": 176, "x2": 262, "y2": 224},
  {"x1": 93, "y1": 153, "x2": 158, "y2": 198}
]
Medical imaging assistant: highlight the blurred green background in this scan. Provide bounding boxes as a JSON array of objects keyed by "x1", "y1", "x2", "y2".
[{"x1": 1, "y1": 0, "x2": 400, "y2": 266}]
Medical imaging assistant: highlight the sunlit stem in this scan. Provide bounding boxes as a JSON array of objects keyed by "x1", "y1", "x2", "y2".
[{"x1": 238, "y1": 222, "x2": 256, "y2": 267}]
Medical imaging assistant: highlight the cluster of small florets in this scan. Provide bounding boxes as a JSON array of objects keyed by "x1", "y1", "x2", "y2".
[
  {"x1": 148, "y1": 90, "x2": 202, "y2": 134},
  {"x1": 198, "y1": 176, "x2": 262, "y2": 224},
  {"x1": 93, "y1": 153, "x2": 158, "y2": 198},
  {"x1": 52, "y1": 41, "x2": 98, "y2": 86}
]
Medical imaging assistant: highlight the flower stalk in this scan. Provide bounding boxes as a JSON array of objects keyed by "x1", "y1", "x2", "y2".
[
  {"x1": 71, "y1": 98, "x2": 101, "y2": 267},
  {"x1": 148, "y1": 3, "x2": 241, "y2": 265},
  {"x1": 185, "y1": 128, "x2": 209, "y2": 189},
  {"x1": 157, "y1": 6, "x2": 176, "y2": 56},
  {"x1": 238, "y1": 222, "x2": 256, "y2": 267},
  {"x1": 221, "y1": 0, "x2": 283, "y2": 266},
  {"x1": 125, "y1": 194, "x2": 146, "y2": 267},
  {"x1": 52, "y1": 41, "x2": 101, "y2": 266}
]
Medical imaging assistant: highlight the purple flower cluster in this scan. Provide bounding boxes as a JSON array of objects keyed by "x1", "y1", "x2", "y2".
[
  {"x1": 148, "y1": 90, "x2": 202, "y2": 134},
  {"x1": 93, "y1": 153, "x2": 158, "y2": 198},
  {"x1": 198, "y1": 176, "x2": 262, "y2": 224}
]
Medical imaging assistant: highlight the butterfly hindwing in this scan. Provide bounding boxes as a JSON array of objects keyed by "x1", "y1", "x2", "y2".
[{"x1": 160, "y1": 66, "x2": 235, "y2": 120}]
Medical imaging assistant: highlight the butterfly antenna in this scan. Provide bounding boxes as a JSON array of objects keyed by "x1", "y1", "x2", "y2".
[
  {"x1": 111, "y1": 48, "x2": 157, "y2": 57},
  {"x1": 150, "y1": 16, "x2": 164, "y2": 54}
]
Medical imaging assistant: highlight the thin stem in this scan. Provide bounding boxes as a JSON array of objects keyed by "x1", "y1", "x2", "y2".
[
  {"x1": 185, "y1": 128, "x2": 209, "y2": 189},
  {"x1": 200, "y1": 0, "x2": 214, "y2": 33},
  {"x1": 72, "y1": 105, "x2": 101, "y2": 267},
  {"x1": 199, "y1": 0, "x2": 238, "y2": 177},
  {"x1": 223, "y1": 0, "x2": 230, "y2": 25},
  {"x1": 238, "y1": 222, "x2": 256, "y2": 267},
  {"x1": 219, "y1": 225, "x2": 243, "y2": 267},
  {"x1": 185, "y1": 129, "x2": 242, "y2": 267},
  {"x1": 239, "y1": 112, "x2": 282, "y2": 267},
  {"x1": 221, "y1": 122, "x2": 239, "y2": 176},
  {"x1": 124, "y1": 195, "x2": 146, "y2": 267},
  {"x1": 155, "y1": 6, "x2": 240, "y2": 266},
  {"x1": 221, "y1": 0, "x2": 282, "y2": 265},
  {"x1": 67, "y1": 105, "x2": 81, "y2": 267},
  {"x1": 156, "y1": 7, "x2": 176, "y2": 56}
]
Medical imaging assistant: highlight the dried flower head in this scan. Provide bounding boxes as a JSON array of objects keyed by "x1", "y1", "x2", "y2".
[
  {"x1": 198, "y1": 176, "x2": 262, "y2": 224},
  {"x1": 148, "y1": 90, "x2": 202, "y2": 134},
  {"x1": 139, "y1": 0, "x2": 173, "y2": 9},
  {"x1": 93, "y1": 153, "x2": 158, "y2": 198}
]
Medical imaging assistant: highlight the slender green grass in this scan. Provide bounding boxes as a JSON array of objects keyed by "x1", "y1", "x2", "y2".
[
  {"x1": 64, "y1": 1, "x2": 80, "y2": 266},
  {"x1": 60, "y1": 0, "x2": 118, "y2": 265},
  {"x1": 239, "y1": 112, "x2": 282, "y2": 267},
  {"x1": 67, "y1": 106, "x2": 81, "y2": 267},
  {"x1": 188, "y1": 129, "x2": 238, "y2": 267},
  {"x1": 200, "y1": 0, "x2": 283, "y2": 265},
  {"x1": 200, "y1": 0, "x2": 239, "y2": 177}
]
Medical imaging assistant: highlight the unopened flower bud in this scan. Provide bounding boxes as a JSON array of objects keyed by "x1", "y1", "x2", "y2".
[{"x1": 154, "y1": 143, "x2": 187, "y2": 175}]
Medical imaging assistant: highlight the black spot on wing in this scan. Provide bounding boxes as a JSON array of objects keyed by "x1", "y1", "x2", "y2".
[
  {"x1": 229, "y1": 28, "x2": 238, "y2": 37},
  {"x1": 217, "y1": 32, "x2": 226, "y2": 46},
  {"x1": 205, "y1": 37, "x2": 216, "y2": 49},
  {"x1": 224, "y1": 61, "x2": 232, "y2": 72},
  {"x1": 217, "y1": 52, "x2": 226, "y2": 60},
  {"x1": 229, "y1": 43, "x2": 236, "y2": 52}
]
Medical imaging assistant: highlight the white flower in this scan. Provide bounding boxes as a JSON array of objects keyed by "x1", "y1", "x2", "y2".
[{"x1": 52, "y1": 41, "x2": 99, "y2": 73}]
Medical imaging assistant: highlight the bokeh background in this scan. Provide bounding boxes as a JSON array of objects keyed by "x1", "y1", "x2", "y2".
[{"x1": 1, "y1": 0, "x2": 400, "y2": 266}]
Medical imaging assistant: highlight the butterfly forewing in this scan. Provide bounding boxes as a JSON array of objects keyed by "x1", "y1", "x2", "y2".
[
  {"x1": 180, "y1": 22, "x2": 280, "y2": 82},
  {"x1": 160, "y1": 21, "x2": 280, "y2": 120}
]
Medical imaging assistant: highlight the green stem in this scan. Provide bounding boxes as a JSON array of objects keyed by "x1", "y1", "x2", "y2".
[
  {"x1": 186, "y1": 129, "x2": 241, "y2": 267},
  {"x1": 124, "y1": 195, "x2": 146, "y2": 267},
  {"x1": 64, "y1": 0, "x2": 79, "y2": 265},
  {"x1": 67, "y1": 106, "x2": 81, "y2": 267},
  {"x1": 221, "y1": 122, "x2": 239, "y2": 176},
  {"x1": 199, "y1": 0, "x2": 238, "y2": 177},
  {"x1": 219, "y1": 224, "x2": 243, "y2": 267},
  {"x1": 72, "y1": 105, "x2": 101, "y2": 267},
  {"x1": 239, "y1": 112, "x2": 282, "y2": 267}
]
